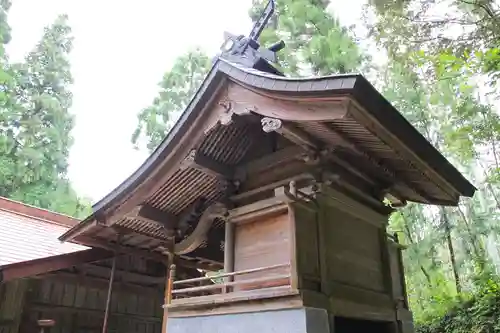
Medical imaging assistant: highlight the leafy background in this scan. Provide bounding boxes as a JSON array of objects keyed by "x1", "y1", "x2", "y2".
[{"x1": 2, "y1": 0, "x2": 500, "y2": 330}]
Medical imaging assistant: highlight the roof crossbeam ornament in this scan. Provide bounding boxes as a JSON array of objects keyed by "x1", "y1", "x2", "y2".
[{"x1": 218, "y1": 0, "x2": 285, "y2": 75}]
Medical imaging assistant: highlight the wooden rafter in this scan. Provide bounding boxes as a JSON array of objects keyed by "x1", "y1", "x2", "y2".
[
  {"x1": 180, "y1": 149, "x2": 233, "y2": 180},
  {"x1": 74, "y1": 235, "x2": 218, "y2": 271},
  {"x1": 315, "y1": 122, "x2": 430, "y2": 203},
  {"x1": 0, "y1": 248, "x2": 113, "y2": 283},
  {"x1": 125, "y1": 204, "x2": 178, "y2": 230}
]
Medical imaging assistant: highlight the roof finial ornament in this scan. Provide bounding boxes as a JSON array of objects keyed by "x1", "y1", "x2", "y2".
[{"x1": 218, "y1": 0, "x2": 285, "y2": 76}]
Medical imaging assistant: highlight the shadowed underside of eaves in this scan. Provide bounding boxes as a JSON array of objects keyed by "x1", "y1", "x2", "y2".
[{"x1": 58, "y1": 57, "x2": 476, "y2": 269}]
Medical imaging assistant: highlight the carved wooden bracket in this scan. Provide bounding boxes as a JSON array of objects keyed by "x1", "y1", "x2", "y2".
[
  {"x1": 174, "y1": 202, "x2": 229, "y2": 255},
  {"x1": 204, "y1": 97, "x2": 256, "y2": 134},
  {"x1": 218, "y1": 99, "x2": 254, "y2": 126},
  {"x1": 261, "y1": 117, "x2": 283, "y2": 133},
  {"x1": 179, "y1": 148, "x2": 233, "y2": 179},
  {"x1": 260, "y1": 117, "x2": 318, "y2": 151}
]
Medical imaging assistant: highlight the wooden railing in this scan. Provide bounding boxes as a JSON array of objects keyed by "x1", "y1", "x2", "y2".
[{"x1": 165, "y1": 263, "x2": 291, "y2": 304}]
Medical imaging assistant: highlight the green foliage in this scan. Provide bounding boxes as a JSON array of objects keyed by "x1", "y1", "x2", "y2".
[
  {"x1": 417, "y1": 278, "x2": 500, "y2": 333},
  {"x1": 0, "y1": 10, "x2": 90, "y2": 218},
  {"x1": 367, "y1": 0, "x2": 500, "y2": 327},
  {"x1": 130, "y1": 1, "x2": 500, "y2": 329},
  {"x1": 251, "y1": 0, "x2": 367, "y2": 75},
  {"x1": 132, "y1": 0, "x2": 367, "y2": 151},
  {"x1": 131, "y1": 48, "x2": 211, "y2": 152}
]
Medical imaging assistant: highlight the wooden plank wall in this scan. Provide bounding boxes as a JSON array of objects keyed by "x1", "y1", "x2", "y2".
[
  {"x1": 388, "y1": 241, "x2": 406, "y2": 304},
  {"x1": 322, "y1": 205, "x2": 385, "y2": 293},
  {"x1": 233, "y1": 213, "x2": 291, "y2": 290},
  {"x1": 0, "y1": 280, "x2": 29, "y2": 333},
  {"x1": 293, "y1": 194, "x2": 398, "y2": 321},
  {"x1": 0, "y1": 255, "x2": 165, "y2": 333},
  {"x1": 20, "y1": 277, "x2": 163, "y2": 333}
]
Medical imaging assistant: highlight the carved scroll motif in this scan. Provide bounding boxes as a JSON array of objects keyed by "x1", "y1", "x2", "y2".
[
  {"x1": 218, "y1": 100, "x2": 234, "y2": 126},
  {"x1": 218, "y1": 99, "x2": 255, "y2": 126},
  {"x1": 179, "y1": 149, "x2": 197, "y2": 170},
  {"x1": 174, "y1": 202, "x2": 228, "y2": 255},
  {"x1": 261, "y1": 117, "x2": 283, "y2": 133}
]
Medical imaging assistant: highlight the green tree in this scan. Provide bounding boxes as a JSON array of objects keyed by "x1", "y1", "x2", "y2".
[
  {"x1": 0, "y1": 0, "x2": 12, "y2": 107},
  {"x1": 131, "y1": 48, "x2": 211, "y2": 152},
  {"x1": 251, "y1": 0, "x2": 367, "y2": 76},
  {"x1": 379, "y1": 58, "x2": 500, "y2": 323},
  {"x1": 365, "y1": 0, "x2": 500, "y2": 85},
  {"x1": 0, "y1": 14, "x2": 90, "y2": 218},
  {"x1": 370, "y1": 10, "x2": 500, "y2": 320},
  {"x1": 132, "y1": 1, "x2": 368, "y2": 152}
]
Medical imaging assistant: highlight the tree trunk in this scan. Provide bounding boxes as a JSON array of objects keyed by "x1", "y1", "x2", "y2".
[
  {"x1": 441, "y1": 208, "x2": 461, "y2": 294},
  {"x1": 456, "y1": 205, "x2": 486, "y2": 271},
  {"x1": 400, "y1": 210, "x2": 432, "y2": 284}
]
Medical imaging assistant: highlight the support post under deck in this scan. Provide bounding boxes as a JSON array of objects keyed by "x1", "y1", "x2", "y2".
[{"x1": 223, "y1": 220, "x2": 235, "y2": 292}]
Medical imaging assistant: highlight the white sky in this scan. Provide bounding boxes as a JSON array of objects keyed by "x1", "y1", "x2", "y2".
[{"x1": 7, "y1": 0, "x2": 364, "y2": 202}]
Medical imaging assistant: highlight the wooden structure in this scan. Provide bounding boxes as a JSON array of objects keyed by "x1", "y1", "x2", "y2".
[
  {"x1": 59, "y1": 59, "x2": 475, "y2": 333},
  {"x1": 0, "y1": 197, "x2": 166, "y2": 333}
]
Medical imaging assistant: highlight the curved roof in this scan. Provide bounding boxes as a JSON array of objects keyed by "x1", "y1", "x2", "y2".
[{"x1": 59, "y1": 58, "x2": 476, "y2": 256}]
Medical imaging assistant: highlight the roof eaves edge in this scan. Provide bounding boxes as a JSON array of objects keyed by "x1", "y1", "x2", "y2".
[
  {"x1": 352, "y1": 77, "x2": 476, "y2": 198},
  {"x1": 60, "y1": 60, "x2": 228, "y2": 242}
]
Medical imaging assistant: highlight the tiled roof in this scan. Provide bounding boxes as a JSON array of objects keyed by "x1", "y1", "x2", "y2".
[{"x1": 0, "y1": 197, "x2": 88, "y2": 266}]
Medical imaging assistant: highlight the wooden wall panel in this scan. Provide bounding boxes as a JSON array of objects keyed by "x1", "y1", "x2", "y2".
[
  {"x1": 293, "y1": 204, "x2": 321, "y2": 291},
  {"x1": 0, "y1": 280, "x2": 28, "y2": 333},
  {"x1": 389, "y1": 242, "x2": 404, "y2": 300},
  {"x1": 19, "y1": 278, "x2": 163, "y2": 333},
  {"x1": 321, "y1": 204, "x2": 385, "y2": 293},
  {"x1": 233, "y1": 213, "x2": 291, "y2": 290}
]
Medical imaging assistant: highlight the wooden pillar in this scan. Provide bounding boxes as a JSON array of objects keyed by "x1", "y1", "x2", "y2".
[
  {"x1": 287, "y1": 204, "x2": 299, "y2": 289},
  {"x1": 379, "y1": 229, "x2": 394, "y2": 298},
  {"x1": 101, "y1": 255, "x2": 117, "y2": 333},
  {"x1": 394, "y1": 233, "x2": 409, "y2": 308},
  {"x1": 223, "y1": 220, "x2": 235, "y2": 292},
  {"x1": 162, "y1": 254, "x2": 175, "y2": 333}
]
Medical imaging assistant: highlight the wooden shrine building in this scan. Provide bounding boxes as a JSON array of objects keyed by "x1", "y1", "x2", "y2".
[
  {"x1": 0, "y1": 197, "x2": 166, "y2": 333},
  {"x1": 57, "y1": 58, "x2": 476, "y2": 333},
  {"x1": 58, "y1": 4, "x2": 476, "y2": 331}
]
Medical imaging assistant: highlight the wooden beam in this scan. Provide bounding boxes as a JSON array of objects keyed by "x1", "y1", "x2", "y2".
[
  {"x1": 235, "y1": 145, "x2": 305, "y2": 179},
  {"x1": 0, "y1": 248, "x2": 113, "y2": 282},
  {"x1": 225, "y1": 82, "x2": 349, "y2": 121},
  {"x1": 126, "y1": 204, "x2": 178, "y2": 230},
  {"x1": 35, "y1": 272, "x2": 162, "y2": 297},
  {"x1": 175, "y1": 257, "x2": 221, "y2": 271},
  {"x1": 189, "y1": 245, "x2": 223, "y2": 264},
  {"x1": 180, "y1": 149, "x2": 233, "y2": 179},
  {"x1": 316, "y1": 122, "x2": 429, "y2": 202},
  {"x1": 112, "y1": 224, "x2": 223, "y2": 265},
  {"x1": 82, "y1": 263, "x2": 165, "y2": 285},
  {"x1": 27, "y1": 303, "x2": 161, "y2": 323},
  {"x1": 320, "y1": 161, "x2": 386, "y2": 208},
  {"x1": 74, "y1": 236, "x2": 168, "y2": 262},
  {"x1": 74, "y1": 236, "x2": 218, "y2": 271},
  {"x1": 111, "y1": 224, "x2": 169, "y2": 245},
  {"x1": 261, "y1": 117, "x2": 318, "y2": 151}
]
